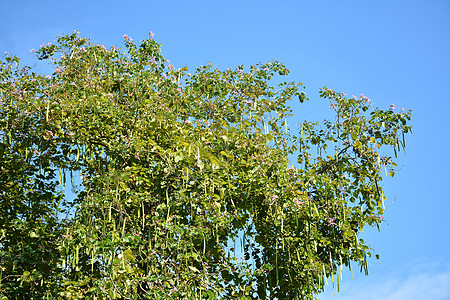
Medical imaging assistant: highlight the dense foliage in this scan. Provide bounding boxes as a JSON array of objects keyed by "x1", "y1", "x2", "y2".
[{"x1": 0, "y1": 31, "x2": 412, "y2": 299}]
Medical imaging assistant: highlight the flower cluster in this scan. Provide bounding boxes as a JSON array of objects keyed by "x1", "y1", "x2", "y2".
[{"x1": 123, "y1": 34, "x2": 133, "y2": 42}]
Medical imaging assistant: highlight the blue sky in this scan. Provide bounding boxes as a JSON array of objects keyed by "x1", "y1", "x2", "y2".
[{"x1": 2, "y1": 0, "x2": 450, "y2": 298}]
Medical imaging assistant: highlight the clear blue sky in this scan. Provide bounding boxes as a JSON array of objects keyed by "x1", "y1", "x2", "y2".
[{"x1": 2, "y1": 1, "x2": 449, "y2": 298}]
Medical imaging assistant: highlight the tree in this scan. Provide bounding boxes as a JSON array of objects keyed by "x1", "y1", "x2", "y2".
[{"x1": 0, "y1": 31, "x2": 412, "y2": 299}]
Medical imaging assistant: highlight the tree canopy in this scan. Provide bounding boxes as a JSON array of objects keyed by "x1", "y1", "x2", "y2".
[{"x1": 0, "y1": 31, "x2": 412, "y2": 299}]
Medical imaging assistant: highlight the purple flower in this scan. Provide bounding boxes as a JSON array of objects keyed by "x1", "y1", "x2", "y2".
[
  {"x1": 390, "y1": 103, "x2": 397, "y2": 110},
  {"x1": 271, "y1": 195, "x2": 278, "y2": 201},
  {"x1": 327, "y1": 218, "x2": 336, "y2": 226},
  {"x1": 294, "y1": 198, "x2": 304, "y2": 206}
]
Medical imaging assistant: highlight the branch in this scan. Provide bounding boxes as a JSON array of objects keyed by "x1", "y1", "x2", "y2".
[{"x1": 317, "y1": 143, "x2": 352, "y2": 174}]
